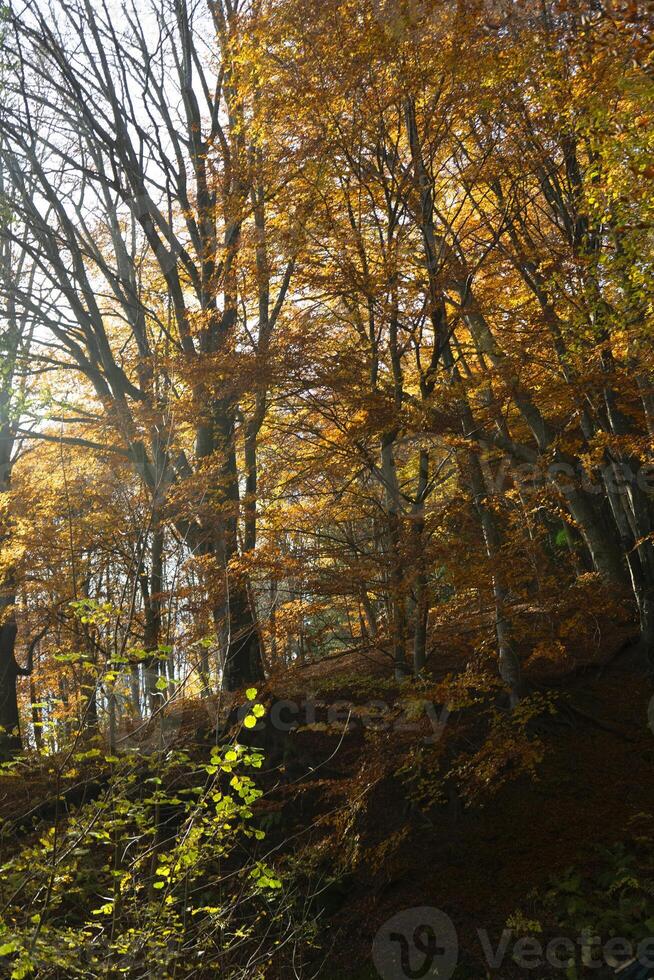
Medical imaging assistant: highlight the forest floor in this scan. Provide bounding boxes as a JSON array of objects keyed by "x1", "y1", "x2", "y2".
[
  {"x1": 244, "y1": 606, "x2": 654, "y2": 978},
  {"x1": 302, "y1": 653, "x2": 654, "y2": 978},
  {"x1": 1, "y1": 601, "x2": 653, "y2": 978}
]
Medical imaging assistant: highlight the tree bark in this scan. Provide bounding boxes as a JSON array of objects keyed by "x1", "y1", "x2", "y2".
[
  {"x1": 412, "y1": 449, "x2": 430, "y2": 675},
  {"x1": 0, "y1": 611, "x2": 20, "y2": 759}
]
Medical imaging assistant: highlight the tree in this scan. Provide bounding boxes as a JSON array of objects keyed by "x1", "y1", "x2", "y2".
[
  {"x1": 0, "y1": 0, "x2": 298, "y2": 691},
  {"x1": 0, "y1": 142, "x2": 41, "y2": 756}
]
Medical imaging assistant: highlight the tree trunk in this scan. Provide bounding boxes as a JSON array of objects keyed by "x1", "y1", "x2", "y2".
[
  {"x1": 107, "y1": 684, "x2": 117, "y2": 754},
  {"x1": 412, "y1": 449, "x2": 430, "y2": 676},
  {"x1": 130, "y1": 666, "x2": 142, "y2": 720},
  {"x1": 222, "y1": 579, "x2": 264, "y2": 691},
  {"x1": 381, "y1": 437, "x2": 409, "y2": 679},
  {"x1": 30, "y1": 676, "x2": 43, "y2": 751},
  {"x1": 141, "y1": 525, "x2": 164, "y2": 709},
  {"x1": 244, "y1": 424, "x2": 258, "y2": 554},
  {"x1": 467, "y1": 450, "x2": 524, "y2": 706},
  {"x1": 0, "y1": 611, "x2": 21, "y2": 759},
  {"x1": 213, "y1": 404, "x2": 265, "y2": 692}
]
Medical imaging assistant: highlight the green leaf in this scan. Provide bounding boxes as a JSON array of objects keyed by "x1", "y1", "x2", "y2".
[
  {"x1": 11, "y1": 962, "x2": 32, "y2": 980},
  {"x1": 72, "y1": 748, "x2": 101, "y2": 762}
]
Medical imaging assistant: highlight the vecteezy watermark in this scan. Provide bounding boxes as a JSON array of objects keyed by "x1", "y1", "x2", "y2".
[
  {"x1": 478, "y1": 929, "x2": 654, "y2": 973},
  {"x1": 372, "y1": 909, "x2": 654, "y2": 978},
  {"x1": 372, "y1": 907, "x2": 458, "y2": 980},
  {"x1": 233, "y1": 697, "x2": 449, "y2": 743},
  {"x1": 648, "y1": 694, "x2": 654, "y2": 736},
  {"x1": 480, "y1": 455, "x2": 654, "y2": 498}
]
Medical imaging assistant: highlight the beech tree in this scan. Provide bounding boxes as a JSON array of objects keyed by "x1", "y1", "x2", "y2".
[
  {"x1": 0, "y1": 0, "x2": 298, "y2": 693},
  {"x1": 0, "y1": 146, "x2": 42, "y2": 756}
]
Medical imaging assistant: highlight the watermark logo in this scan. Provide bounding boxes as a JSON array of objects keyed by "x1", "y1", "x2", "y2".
[
  {"x1": 372, "y1": 907, "x2": 458, "y2": 980},
  {"x1": 480, "y1": 455, "x2": 654, "y2": 499},
  {"x1": 234, "y1": 697, "x2": 449, "y2": 743},
  {"x1": 373, "y1": 909, "x2": 654, "y2": 977}
]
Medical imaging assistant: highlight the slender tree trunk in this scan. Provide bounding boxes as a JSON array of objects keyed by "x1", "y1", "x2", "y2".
[
  {"x1": 30, "y1": 675, "x2": 43, "y2": 751},
  {"x1": 0, "y1": 609, "x2": 20, "y2": 759},
  {"x1": 141, "y1": 525, "x2": 164, "y2": 708},
  {"x1": 58, "y1": 676, "x2": 71, "y2": 746},
  {"x1": 381, "y1": 437, "x2": 409, "y2": 679},
  {"x1": 82, "y1": 676, "x2": 99, "y2": 736},
  {"x1": 412, "y1": 449, "x2": 430, "y2": 675},
  {"x1": 107, "y1": 684, "x2": 117, "y2": 754},
  {"x1": 268, "y1": 578, "x2": 278, "y2": 665},
  {"x1": 466, "y1": 447, "x2": 524, "y2": 706},
  {"x1": 0, "y1": 415, "x2": 20, "y2": 756},
  {"x1": 636, "y1": 375, "x2": 654, "y2": 440},
  {"x1": 130, "y1": 666, "x2": 142, "y2": 720},
  {"x1": 244, "y1": 424, "x2": 258, "y2": 555},
  {"x1": 360, "y1": 591, "x2": 378, "y2": 640}
]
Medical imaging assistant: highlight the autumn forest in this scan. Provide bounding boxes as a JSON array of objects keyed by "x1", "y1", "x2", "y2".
[{"x1": 0, "y1": 0, "x2": 653, "y2": 977}]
